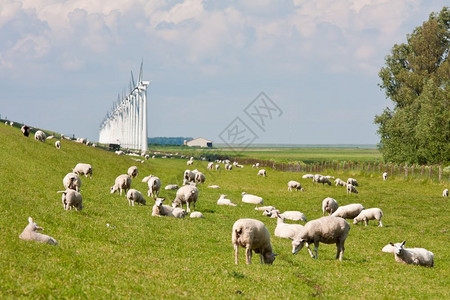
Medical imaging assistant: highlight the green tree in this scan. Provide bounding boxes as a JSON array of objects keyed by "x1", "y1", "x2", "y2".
[{"x1": 375, "y1": 7, "x2": 450, "y2": 164}]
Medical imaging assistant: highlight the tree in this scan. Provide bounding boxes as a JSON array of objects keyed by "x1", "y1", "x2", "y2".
[{"x1": 375, "y1": 7, "x2": 450, "y2": 165}]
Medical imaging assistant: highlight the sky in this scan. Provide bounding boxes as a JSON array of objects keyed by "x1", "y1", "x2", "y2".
[{"x1": 0, "y1": 0, "x2": 445, "y2": 145}]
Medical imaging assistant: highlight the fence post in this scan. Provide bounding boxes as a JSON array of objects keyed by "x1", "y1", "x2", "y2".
[
  {"x1": 429, "y1": 166, "x2": 433, "y2": 179},
  {"x1": 411, "y1": 165, "x2": 415, "y2": 177},
  {"x1": 439, "y1": 165, "x2": 442, "y2": 182},
  {"x1": 404, "y1": 164, "x2": 408, "y2": 178}
]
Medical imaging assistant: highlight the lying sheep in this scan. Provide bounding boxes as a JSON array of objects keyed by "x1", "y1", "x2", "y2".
[
  {"x1": 382, "y1": 241, "x2": 434, "y2": 267},
  {"x1": 217, "y1": 194, "x2": 237, "y2": 206},
  {"x1": 443, "y1": 189, "x2": 448, "y2": 197},
  {"x1": 63, "y1": 172, "x2": 82, "y2": 192},
  {"x1": 19, "y1": 217, "x2": 58, "y2": 245},
  {"x1": 288, "y1": 181, "x2": 304, "y2": 191},
  {"x1": 126, "y1": 189, "x2": 146, "y2": 206},
  {"x1": 195, "y1": 172, "x2": 206, "y2": 184},
  {"x1": 254, "y1": 206, "x2": 276, "y2": 211},
  {"x1": 263, "y1": 209, "x2": 307, "y2": 222},
  {"x1": 110, "y1": 174, "x2": 132, "y2": 196},
  {"x1": 273, "y1": 211, "x2": 304, "y2": 240},
  {"x1": 382, "y1": 172, "x2": 388, "y2": 181},
  {"x1": 334, "y1": 178, "x2": 347, "y2": 187},
  {"x1": 241, "y1": 192, "x2": 263, "y2": 205},
  {"x1": 58, "y1": 189, "x2": 83, "y2": 211},
  {"x1": 208, "y1": 185, "x2": 221, "y2": 189},
  {"x1": 172, "y1": 184, "x2": 199, "y2": 212},
  {"x1": 190, "y1": 212, "x2": 204, "y2": 218},
  {"x1": 331, "y1": 203, "x2": 364, "y2": 219},
  {"x1": 127, "y1": 166, "x2": 139, "y2": 178},
  {"x1": 257, "y1": 169, "x2": 267, "y2": 177},
  {"x1": 55, "y1": 141, "x2": 61, "y2": 149},
  {"x1": 34, "y1": 130, "x2": 47, "y2": 142},
  {"x1": 347, "y1": 178, "x2": 359, "y2": 186},
  {"x1": 353, "y1": 208, "x2": 383, "y2": 227},
  {"x1": 232, "y1": 218, "x2": 277, "y2": 265},
  {"x1": 147, "y1": 175, "x2": 161, "y2": 199},
  {"x1": 302, "y1": 174, "x2": 314, "y2": 179},
  {"x1": 346, "y1": 184, "x2": 358, "y2": 194},
  {"x1": 292, "y1": 216, "x2": 350, "y2": 261},
  {"x1": 322, "y1": 197, "x2": 339, "y2": 216},
  {"x1": 73, "y1": 163, "x2": 93, "y2": 179},
  {"x1": 152, "y1": 198, "x2": 186, "y2": 218},
  {"x1": 164, "y1": 184, "x2": 179, "y2": 190}
]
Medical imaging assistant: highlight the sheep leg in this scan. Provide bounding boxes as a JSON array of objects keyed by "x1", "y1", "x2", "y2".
[
  {"x1": 336, "y1": 242, "x2": 345, "y2": 261},
  {"x1": 245, "y1": 247, "x2": 252, "y2": 264},
  {"x1": 378, "y1": 220, "x2": 383, "y2": 227},
  {"x1": 234, "y1": 245, "x2": 239, "y2": 265},
  {"x1": 305, "y1": 243, "x2": 315, "y2": 258},
  {"x1": 186, "y1": 202, "x2": 191, "y2": 213},
  {"x1": 313, "y1": 242, "x2": 319, "y2": 259},
  {"x1": 364, "y1": 219, "x2": 368, "y2": 226}
]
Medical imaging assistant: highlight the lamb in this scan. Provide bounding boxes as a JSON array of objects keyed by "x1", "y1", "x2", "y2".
[
  {"x1": 195, "y1": 172, "x2": 206, "y2": 184},
  {"x1": 232, "y1": 218, "x2": 277, "y2": 265},
  {"x1": 19, "y1": 217, "x2": 58, "y2": 245},
  {"x1": 292, "y1": 216, "x2": 350, "y2": 261},
  {"x1": 63, "y1": 172, "x2": 82, "y2": 192},
  {"x1": 257, "y1": 169, "x2": 267, "y2": 177},
  {"x1": 152, "y1": 198, "x2": 186, "y2": 218},
  {"x1": 126, "y1": 189, "x2": 146, "y2": 206},
  {"x1": 190, "y1": 212, "x2": 204, "y2": 218},
  {"x1": 217, "y1": 194, "x2": 237, "y2": 206},
  {"x1": 347, "y1": 178, "x2": 359, "y2": 186},
  {"x1": 331, "y1": 203, "x2": 365, "y2": 219},
  {"x1": 287, "y1": 180, "x2": 304, "y2": 191},
  {"x1": 443, "y1": 189, "x2": 449, "y2": 197},
  {"x1": 73, "y1": 163, "x2": 93, "y2": 179},
  {"x1": 353, "y1": 208, "x2": 383, "y2": 227},
  {"x1": 208, "y1": 185, "x2": 221, "y2": 189},
  {"x1": 147, "y1": 175, "x2": 161, "y2": 199},
  {"x1": 110, "y1": 174, "x2": 132, "y2": 195},
  {"x1": 254, "y1": 206, "x2": 276, "y2": 211},
  {"x1": 322, "y1": 197, "x2": 339, "y2": 216},
  {"x1": 172, "y1": 184, "x2": 199, "y2": 212},
  {"x1": 58, "y1": 189, "x2": 83, "y2": 211},
  {"x1": 241, "y1": 192, "x2": 263, "y2": 205},
  {"x1": 273, "y1": 211, "x2": 304, "y2": 240},
  {"x1": 346, "y1": 184, "x2": 359, "y2": 194},
  {"x1": 302, "y1": 174, "x2": 314, "y2": 179},
  {"x1": 165, "y1": 184, "x2": 179, "y2": 190},
  {"x1": 382, "y1": 172, "x2": 388, "y2": 181},
  {"x1": 382, "y1": 241, "x2": 434, "y2": 267},
  {"x1": 263, "y1": 209, "x2": 307, "y2": 222},
  {"x1": 55, "y1": 141, "x2": 61, "y2": 149},
  {"x1": 334, "y1": 178, "x2": 347, "y2": 187},
  {"x1": 34, "y1": 130, "x2": 47, "y2": 142},
  {"x1": 127, "y1": 166, "x2": 139, "y2": 178}
]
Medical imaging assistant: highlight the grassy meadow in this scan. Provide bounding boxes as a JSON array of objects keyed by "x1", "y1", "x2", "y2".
[{"x1": 0, "y1": 124, "x2": 449, "y2": 299}]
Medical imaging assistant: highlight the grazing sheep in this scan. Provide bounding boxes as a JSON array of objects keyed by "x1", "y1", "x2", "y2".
[
  {"x1": 55, "y1": 141, "x2": 61, "y2": 149},
  {"x1": 288, "y1": 180, "x2": 304, "y2": 191},
  {"x1": 165, "y1": 184, "x2": 179, "y2": 190},
  {"x1": 254, "y1": 206, "x2": 276, "y2": 211},
  {"x1": 172, "y1": 184, "x2": 199, "y2": 212},
  {"x1": 353, "y1": 208, "x2": 384, "y2": 227},
  {"x1": 347, "y1": 178, "x2": 359, "y2": 186},
  {"x1": 313, "y1": 175, "x2": 331, "y2": 185},
  {"x1": 255, "y1": 163, "x2": 260, "y2": 168},
  {"x1": 346, "y1": 184, "x2": 359, "y2": 194},
  {"x1": 183, "y1": 169, "x2": 196, "y2": 184},
  {"x1": 334, "y1": 178, "x2": 347, "y2": 187},
  {"x1": 208, "y1": 185, "x2": 221, "y2": 189},
  {"x1": 63, "y1": 172, "x2": 82, "y2": 192},
  {"x1": 195, "y1": 172, "x2": 206, "y2": 184},
  {"x1": 187, "y1": 159, "x2": 194, "y2": 166},
  {"x1": 34, "y1": 130, "x2": 47, "y2": 142},
  {"x1": 382, "y1": 241, "x2": 434, "y2": 267},
  {"x1": 127, "y1": 166, "x2": 139, "y2": 178},
  {"x1": 207, "y1": 162, "x2": 214, "y2": 170},
  {"x1": 58, "y1": 189, "x2": 83, "y2": 211},
  {"x1": 217, "y1": 194, "x2": 237, "y2": 206},
  {"x1": 152, "y1": 198, "x2": 186, "y2": 218},
  {"x1": 273, "y1": 211, "x2": 304, "y2": 240},
  {"x1": 190, "y1": 212, "x2": 204, "y2": 218},
  {"x1": 21, "y1": 125, "x2": 30, "y2": 137},
  {"x1": 147, "y1": 175, "x2": 161, "y2": 199},
  {"x1": 322, "y1": 197, "x2": 339, "y2": 216},
  {"x1": 19, "y1": 217, "x2": 57, "y2": 245},
  {"x1": 302, "y1": 174, "x2": 314, "y2": 179},
  {"x1": 443, "y1": 189, "x2": 448, "y2": 197},
  {"x1": 126, "y1": 189, "x2": 146, "y2": 206},
  {"x1": 110, "y1": 174, "x2": 132, "y2": 196},
  {"x1": 73, "y1": 163, "x2": 93, "y2": 179},
  {"x1": 292, "y1": 216, "x2": 350, "y2": 261},
  {"x1": 225, "y1": 164, "x2": 232, "y2": 171},
  {"x1": 232, "y1": 218, "x2": 277, "y2": 265},
  {"x1": 215, "y1": 164, "x2": 220, "y2": 170},
  {"x1": 257, "y1": 169, "x2": 267, "y2": 177},
  {"x1": 331, "y1": 203, "x2": 365, "y2": 219},
  {"x1": 382, "y1": 172, "x2": 388, "y2": 181},
  {"x1": 241, "y1": 192, "x2": 263, "y2": 205}
]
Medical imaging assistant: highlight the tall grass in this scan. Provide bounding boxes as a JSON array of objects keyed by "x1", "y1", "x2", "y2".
[{"x1": 0, "y1": 125, "x2": 448, "y2": 299}]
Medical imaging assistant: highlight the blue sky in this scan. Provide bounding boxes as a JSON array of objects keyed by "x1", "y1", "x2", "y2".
[{"x1": 0, "y1": 0, "x2": 445, "y2": 144}]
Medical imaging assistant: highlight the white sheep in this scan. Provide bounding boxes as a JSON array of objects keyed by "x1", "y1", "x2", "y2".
[
  {"x1": 34, "y1": 130, "x2": 47, "y2": 142},
  {"x1": 313, "y1": 175, "x2": 331, "y2": 185},
  {"x1": 147, "y1": 175, "x2": 161, "y2": 199},
  {"x1": 225, "y1": 164, "x2": 232, "y2": 171},
  {"x1": 21, "y1": 125, "x2": 30, "y2": 136},
  {"x1": 257, "y1": 169, "x2": 267, "y2": 177},
  {"x1": 127, "y1": 166, "x2": 139, "y2": 178},
  {"x1": 207, "y1": 162, "x2": 214, "y2": 170},
  {"x1": 19, "y1": 217, "x2": 58, "y2": 245},
  {"x1": 152, "y1": 198, "x2": 186, "y2": 218},
  {"x1": 334, "y1": 178, "x2": 347, "y2": 187},
  {"x1": 241, "y1": 192, "x2": 263, "y2": 205},
  {"x1": 63, "y1": 172, "x2": 82, "y2": 192},
  {"x1": 331, "y1": 203, "x2": 365, "y2": 219},
  {"x1": 110, "y1": 174, "x2": 132, "y2": 195},
  {"x1": 172, "y1": 184, "x2": 199, "y2": 212},
  {"x1": 287, "y1": 180, "x2": 304, "y2": 191},
  {"x1": 443, "y1": 189, "x2": 448, "y2": 197},
  {"x1": 346, "y1": 184, "x2": 358, "y2": 194},
  {"x1": 208, "y1": 185, "x2": 221, "y2": 189},
  {"x1": 382, "y1": 172, "x2": 388, "y2": 181},
  {"x1": 273, "y1": 211, "x2": 304, "y2": 240},
  {"x1": 292, "y1": 216, "x2": 350, "y2": 261},
  {"x1": 255, "y1": 163, "x2": 260, "y2": 168},
  {"x1": 263, "y1": 209, "x2": 307, "y2": 222},
  {"x1": 217, "y1": 194, "x2": 237, "y2": 206},
  {"x1": 322, "y1": 197, "x2": 339, "y2": 216},
  {"x1": 382, "y1": 241, "x2": 434, "y2": 267},
  {"x1": 195, "y1": 172, "x2": 206, "y2": 184},
  {"x1": 58, "y1": 189, "x2": 83, "y2": 211},
  {"x1": 183, "y1": 169, "x2": 196, "y2": 184},
  {"x1": 215, "y1": 164, "x2": 220, "y2": 170},
  {"x1": 55, "y1": 141, "x2": 61, "y2": 149},
  {"x1": 347, "y1": 178, "x2": 359, "y2": 186},
  {"x1": 164, "y1": 184, "x2": 179, "y2": 190},
  {"x1": 254, "y1": 206, "x2": 276, "y2": 211},
  {"x1": 187, "y1": 159, "x2": 194, "y2": 166},
  {"x1": 126, "y1": 189, "x2": 146, "y2": 206},
  {"x1": 190, "y1": 212, "x2": 204, "y2": 218},
  {"x1": 353, "y1": 208, "x2": 384, "y2": 227},
  {"x1": 73, "y1": 163, "x2": 93, "y2": 179},
  {"x1": 232, "y1": 218, "x2": 277, "y2": 265},
  {"x1": 302, "y1": 174, "x2": 314, "y2": 179}
]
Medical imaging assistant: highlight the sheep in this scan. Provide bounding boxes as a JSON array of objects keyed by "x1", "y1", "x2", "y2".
[
  {"x1": 110, "y1": 174, "x2": 132, "y2": 196},
  {"x1": 217, "y1": 194, "x2": 237, "y2": 206},
  {"x1": 10, "y1": 121, "x2": 14, "y2": 126},
  {"x1": 164, "y1": 184, "x2": 179, "y2": 190},
  {"x1": 334, "y1": 178, "x2": 347, "y2": 187},
  {"x1": 347, "y1": 178, "x2": 359, "y2": 186},
  {"x1": 232, "y1": 218, "x2": 277, "y2": 265},
  {"x1": 236, "y1": 164, "x2": 244, "y2": 168},
  {"x1": 443, "y1": 189, "x2": 449, "y2": 197},
  {"x1": 152, "y1": 198, "x2": 186, "y2": 218},
  {"x1": 331, "y1": 203, "x2": 365, "y2": 219},
  {"x1": 172, "y1": 184, "x2": 199, "y2": 212},
  {"x1": 353, "y1": 208, "x2": 383, "y2": 227},
  {"x1": 126, "y1": 189, "x2": 146, "y2": 206},
  {"x1": 313, "y1": 174, "x2": 331, "y2": 185},
  {"x1": 195, "y1": 172, "x2": 206, "y2": 184},
  {"x1": 225, "y1": 164, "x2": 232, "y2": 171},
  {"x1": 144, "y1": 154, "x2": 150, "y2": 160},
  {"x1": 215, "y1": 164, "x2": 220, "y2": 170},
  {"x1": 254, "y1": 206, "x2": 276, "y2": 211},
  {"x1": 21, "y1": 125, "x2": 30, "y2": 137},
  {"x1": 302, "y1": 174, "x2": 314, "y2": 179},
  {"x1": 287, "y1": 180, "x2": 304, "y2": 191},
  {"x1": 58, "y1": 189, "x2": 83, "y2": 211},
  {"x1": 382, "y1": 172, "x2": 388, "y2": 181},
  {"x1": 116, "y1": 151, "x2": 124, "y2": 155},
  {"x1": 187, "y1": 159, "x2": 194, "y2": 166},
  {"x1": 19, "y1": 217, "x2": 58, "y2": 245},
  {"x1": 273, "y1": 211, "x2": 304, "y2": 240},
  {"x1": 127, "y1": 166, "x2": 138, "y2": 178},
  {"x1": 208, "y1": 185, "x2": 221, "y2": 189},
  {"x1": 147, "y1": 175, "x2": 161, "y2": 198},
  {"x1": 346, "y1": 184, "x2": 359, "y2": 194},
  {"x1": 257, "y1": 169, "x2": 267, "y2": 177},
  {"x1": 190, "y1": 212, "x2": 204, "y2": 218},
  {"x1": 322, "y1": 197, "x2": 339, "y2": 216},
  {"x1": 55, "y1": 141, "x2": 61, "y2": 149},
  {"x1": 63, "y1": 172, "x2": 82, "y2": 192},
  {"x1": 382, "y1": 241, "x2": 434, "y2": 267},
  {"x1": 292, "y1": 216, "x2": 350, "y2": 261},
  {"x1": 73, "y1": 163, "x2": 93, "y2": 179},
  {"x1": 207, "y1": 162, "x2": 214, "y2": 170},
  {"x1": 263, "y1": 209, "x2": 307, "y2": 222},
  {"x1": 241, "y1": 192, "x2": 263, "y2": 205},
  {"x1": 183, "y1": 169, "x2": 196, "y2": 184},
  {"x1": 323, "y1": 175, "x2": 335, "y2": 179},
  {"x1": 255, "y1": 163, "x2": 260, "y2": 168},
  {"x1": 34, "y1": 130, "x2": 47, "y2": 142}
]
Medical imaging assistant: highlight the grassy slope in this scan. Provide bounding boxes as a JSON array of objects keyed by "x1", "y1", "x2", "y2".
[{"x1": 0, "y1": 125, "x2": 448, "y2": 299}]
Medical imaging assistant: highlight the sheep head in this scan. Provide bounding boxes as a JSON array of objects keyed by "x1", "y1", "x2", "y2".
[{"x1": 292, "y1": 238, "x2": 306, "y2": 255}]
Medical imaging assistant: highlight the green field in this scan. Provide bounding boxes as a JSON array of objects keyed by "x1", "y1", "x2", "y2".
[{"x1": 1, "y1": 125, "x2": 449, "y2": 298}]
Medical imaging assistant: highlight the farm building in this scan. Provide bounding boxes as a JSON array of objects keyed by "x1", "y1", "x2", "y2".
[{"x1": 185, "y1": 137, "x2": 213, "y2": 148}]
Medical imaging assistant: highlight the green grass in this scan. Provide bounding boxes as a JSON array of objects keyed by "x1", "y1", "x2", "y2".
[{"x1": 1, "y1": 125, "x2": 449, "y2": 299}]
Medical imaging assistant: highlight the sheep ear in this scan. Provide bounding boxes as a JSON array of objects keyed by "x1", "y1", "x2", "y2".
[
  {"x1": 28, "y1": 217, "x2": 33, "y2": 223},
  {"x1": 389, "y1": 242, "x2": 394, "y2": 246},
  {"x1": 401, "y1": 241, "x2": 406, "y2": 246}
]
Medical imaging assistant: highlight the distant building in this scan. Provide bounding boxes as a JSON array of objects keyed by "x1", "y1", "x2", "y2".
[{"x1": 185, "y1": 137, "x2": 213, "y2": 148}]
